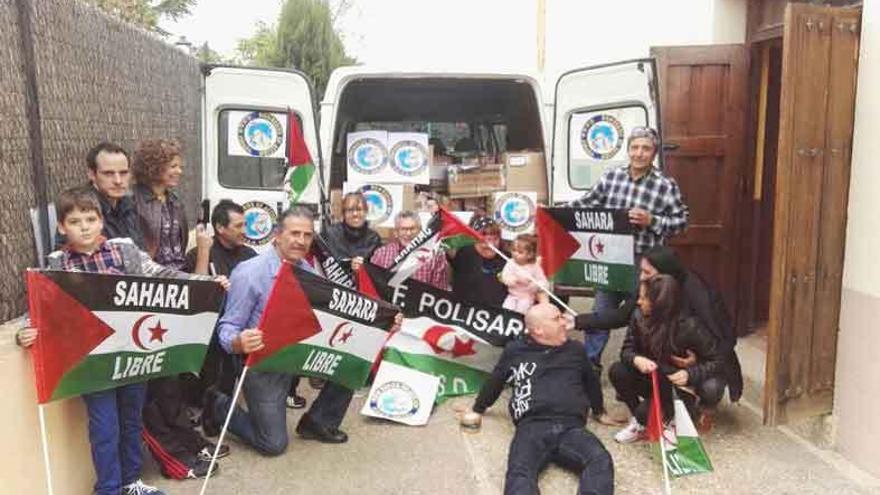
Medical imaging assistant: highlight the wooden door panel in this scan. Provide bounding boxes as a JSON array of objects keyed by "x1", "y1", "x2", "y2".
[
  {"x1": 765, "y1": 3, "x2": 860, "y2": 424},
  {"x1": 810, "y1": 9, "x2": 860, "y2": 397},
  {"x1": 651, "y1": 45, "x2": 748, "y2": 323}
]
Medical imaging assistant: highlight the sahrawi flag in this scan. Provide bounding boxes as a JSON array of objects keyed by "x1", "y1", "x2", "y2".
[
  {"x1": 647, "y1": 371, "x2": 713, "y2": 477},
  {"x1": 247, "y1": 262, "x2": 398, "y2": 390},
  {"x1": 387, "y1": 207, "x2": 483, "y2": 286},
  {"x1": 283, "y1": 111, "x2": 316, "y2": 204},
  {"x1": 536, "y1": 207, "x2": 635, "y2": 292},
  {"x1": 364, "y1": 264, "x2": 524, "y2": 401},
  {"x1": 26, "y1": 270, "x2": 223, "y2": 404}
]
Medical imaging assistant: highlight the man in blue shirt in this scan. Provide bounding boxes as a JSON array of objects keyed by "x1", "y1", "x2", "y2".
[{"x1": 204, "y1": 206, "x2": 353, "y2": 455}]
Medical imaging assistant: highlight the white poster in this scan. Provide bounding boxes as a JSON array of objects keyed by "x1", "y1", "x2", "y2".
[
  {"x1": 343, "y1": 182, "x2": 403, "y2": 228},
  {"x1": 493, "y1": 191, "x2": 537, "y2": 240},
  {"x1": 361, "y1": 361, "x2": 440, "y2": 426},
  {"x1": 569, "y1": 106, "x2": 651, "y2": 189},
  {"x1": 347, "y1": 131, "x2": 389, "y2": 183},
  {"x1": 387, "y1": 132, "x2": 430, "y2": 185},
  {"x1": 226, "y1": 110, "x2": 287, "y2": 158}
]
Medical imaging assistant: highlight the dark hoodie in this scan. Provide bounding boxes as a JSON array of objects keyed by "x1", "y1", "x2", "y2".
[{"x1": 322, "y1": 221, "x2": 382, "y2": 261}]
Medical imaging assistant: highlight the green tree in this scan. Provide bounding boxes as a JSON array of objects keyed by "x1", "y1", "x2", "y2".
[
  {"x1": 195, "y1": 42, "x2": 226, "y2": 64},
  {"x1": 85, "y1": 0, "x2": 196, "y2": 34},
  {"x1": 236, "y1": 0, "x2": 355, "y2": 95}
]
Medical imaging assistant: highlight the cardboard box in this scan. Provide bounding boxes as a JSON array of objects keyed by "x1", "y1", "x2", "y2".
[
  {"x1": 447, "y1": 164, "x2": 505, "y2": 197},
  {"x1": 502, "y1": 150, "x2": 547, "y2": 203}
]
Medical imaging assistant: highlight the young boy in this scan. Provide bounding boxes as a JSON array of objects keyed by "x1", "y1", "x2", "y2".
[
  {"x1": 16, "y1": 187, "x2": 226, "y2": 495},
  {"x1": 461, "y1": 303, "x2": 614, "y2": 495}
]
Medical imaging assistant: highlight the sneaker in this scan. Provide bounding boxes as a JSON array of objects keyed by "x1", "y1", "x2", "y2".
[
  {"x1": 185, "y1": 458, "x2": 219, "y2": 479},
  {"x1": 286, "y1": 394, "x2": 307, "y2": 409},
  {"x1": 197, "y1": 442, "x2": 230, "y2": 462},
  {"x1": 122, "y1": 479, "x2": 165, "y2": 495},
  {"x1": 614, "y1": 417, "x2": 645, "y2": 444}
]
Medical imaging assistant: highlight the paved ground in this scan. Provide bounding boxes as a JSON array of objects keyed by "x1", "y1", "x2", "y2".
[{"x1": 143, "y1": 301, "x2": 880, "y2": 495}]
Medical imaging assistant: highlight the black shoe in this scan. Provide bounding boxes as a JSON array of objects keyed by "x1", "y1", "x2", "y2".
[
  {"x1": 197, "y1": 443, "x2": 230, "y2": 461},
  {"x1": 296, "y1": 416, "x2": 348, "y2": 444},
  {"x1": 201, "y1": 387, "x2": 223, "y2": 437},
  {"x1": 186, "y1": 458, "x2": 219, "y2": 479},
  {"x1": 286, "y1": 394, "x2": 307, "y2": 409}
]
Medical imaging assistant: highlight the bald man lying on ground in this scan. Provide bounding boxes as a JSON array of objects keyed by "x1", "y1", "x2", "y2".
[{"x1": 462, "y1": 303, "x2": 614, "y2": 495}]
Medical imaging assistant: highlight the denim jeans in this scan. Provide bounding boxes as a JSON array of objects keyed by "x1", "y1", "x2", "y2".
[
  {"x1": 214, "y1": 370, "x2": 353, "y2": 456},
  {"x1": 583, "y1": 290, "x2": 627, "y2": 365},
  {"x1": 504, "y1": 418, "x2": 614, "y2": 495},
  {"x1": 82, "y1": 382, "x2": 148, "y2": 495}
]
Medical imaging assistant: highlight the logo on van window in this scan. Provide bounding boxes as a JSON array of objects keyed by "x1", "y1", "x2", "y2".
[
  {"x1": 494, "y1": 192, "x2": 536, "y2": 233},
  {"x1": 348, "y1": 138, "x2": 389, "y2": 174},
  {"x1": 390, "y1": 141, "x2": 429, "y2": 177},
  {"x1": 581, "y1": 114, "x2": 624, "y2": 160},
  {"x1": 241, "y1": 200, "x2": 277, "y2": 246},
  {"x1": 237, "y1": 112, "x2": 285, "y2": 157},
  {"x1": 358, "y1": 184, "x2": 394, "y2": 225}
]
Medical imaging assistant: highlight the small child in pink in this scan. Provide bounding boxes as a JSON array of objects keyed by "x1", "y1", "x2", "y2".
[{"x1": 501, "y1": 234, "x2": 549, "y2": 314}]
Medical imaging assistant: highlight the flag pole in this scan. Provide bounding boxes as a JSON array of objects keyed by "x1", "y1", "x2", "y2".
[
  {"x1": 199, "y1": 365, "x2": 250, "y2": 495},
  {"x1": 653, "y1": 373, "x2": 673, "y2": 495},
  {"x1": 37, "y1": 404, "x2": 54, "y2": 495},
  {"x1": 485, "y1": 244, "x2": 579, "y2": 317}
]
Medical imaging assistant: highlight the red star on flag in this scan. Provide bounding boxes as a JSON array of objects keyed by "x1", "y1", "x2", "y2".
[
  {"x1": 596, "y1": 240, "x2": 605, "y2": 255},
  {"x1": 148, "y1": 321, "x2": 168, "y2": 343},
  {"x1": 339, "y1": 328, "x2": 354, "y2": 344}
]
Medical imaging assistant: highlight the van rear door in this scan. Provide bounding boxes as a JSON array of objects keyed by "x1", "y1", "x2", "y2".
[
  {"x1": 203, "y1": 66, "x2": 323, "y2": 250},
  {"x1": 550, "y1": 59, "x2": 660, "y2": 205}
]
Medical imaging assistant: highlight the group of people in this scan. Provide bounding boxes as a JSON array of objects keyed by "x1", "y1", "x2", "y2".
[{"x1": 14, "y1": 123, "x2": 742, "y2": 495}]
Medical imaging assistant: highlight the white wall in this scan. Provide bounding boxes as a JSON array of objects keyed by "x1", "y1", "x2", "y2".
[{"x1": 835, "y1": 0, "x2": 880, "y2": 479}]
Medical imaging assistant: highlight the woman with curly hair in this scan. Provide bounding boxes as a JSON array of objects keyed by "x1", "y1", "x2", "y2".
[
  {"x1": 132, "y1": 139, "x2": 202, "y2": 270},
  {"x1": 131, "y1": 139, "x2": 221, "y2": 479}
]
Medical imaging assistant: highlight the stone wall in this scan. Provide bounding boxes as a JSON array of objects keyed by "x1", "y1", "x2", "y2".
[{"x1": 0, "y1": 0, "x2": 202, "y2": 322}]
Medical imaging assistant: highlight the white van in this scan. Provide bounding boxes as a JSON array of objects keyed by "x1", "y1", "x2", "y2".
[{"x1": 202, "y1": 61, "x2": 660, "y2": 252}]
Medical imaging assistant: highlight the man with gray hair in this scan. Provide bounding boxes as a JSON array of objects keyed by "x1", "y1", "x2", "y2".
[
  {"x1": 570, "y1": 126, "x2": 689, "y2": 366},
  {"x1": 203, "y1": 206, "x2": 355, "y2": 454},
  {"x1": 370, "y1": 209, "x2": 450, "y2": 290}
]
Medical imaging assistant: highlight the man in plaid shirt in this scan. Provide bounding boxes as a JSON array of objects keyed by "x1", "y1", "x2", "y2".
[
  {"x1": 370, "y1": 210, "x2": 450, "y2": 290},
  {"x1": 570, "y1": 126, "x2": 689, "y2": 365}
]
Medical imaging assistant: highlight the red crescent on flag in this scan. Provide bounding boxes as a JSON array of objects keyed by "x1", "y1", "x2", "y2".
[
  {"x1": 587, "y1": 234, "x2": 598, "y2": 259},
  {"x1": 329, "y1": 321, "x2": 353, "y2": 348},
  {"x1": 131, "y1": 314, "x2": 155, "y2": 351},
  {"x1": 422, "y1": 325, "x2": 455, "y2": 354}
]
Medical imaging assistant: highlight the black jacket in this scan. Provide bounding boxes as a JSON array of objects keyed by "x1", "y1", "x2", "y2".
[
  {"x1": 322, "y1": 222, "x2": 382, "y2": 262},
  {"x1": 577, "y1": 269, "x2": 744, "y2": 400},
  {"x1": 620, "y1": 313, "x2": 724, "y2": 387},
  {"x1": 473, "y1": 338, "x2": 599, "y2": 426}
]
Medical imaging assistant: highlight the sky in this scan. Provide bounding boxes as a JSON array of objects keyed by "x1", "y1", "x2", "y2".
[{"x1": 162, "y1": 0, "x2": 729, "y2": 80}]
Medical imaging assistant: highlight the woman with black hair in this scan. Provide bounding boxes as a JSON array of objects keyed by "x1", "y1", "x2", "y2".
[{"x1": 609, "y1": 274, "x2": 725, "y2": 443}]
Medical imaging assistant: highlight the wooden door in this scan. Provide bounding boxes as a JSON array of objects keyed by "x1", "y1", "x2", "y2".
[
  {"x1": 765, "y1": 3, "x2": 861, "y2": 425},
  {"x1": 650, "y1": 45, "x2": 748, "y2": 322}
]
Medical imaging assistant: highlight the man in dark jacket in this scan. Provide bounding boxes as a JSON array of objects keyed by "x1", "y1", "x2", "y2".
[
  {"x1": 85, "y1": 142, "x2": 145, "y2": 247},
  {"x1": 55, "y1": 142, "x2": 145, "y2": 248},
  {"x1": 464, "y1": 303, "x2": 614, "y2": 495}
]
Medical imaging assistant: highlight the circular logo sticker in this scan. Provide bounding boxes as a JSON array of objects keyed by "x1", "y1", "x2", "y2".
[
  {"x1": 494, "y1": 192, "x2": 536, "y2": 233},
  {"x1": 241, "y1": 201, "x2": 277, "y2": 247},
  {"x1": 348, "y1": 138, "x2": 389, "y2": 175},
  {"x1": 369, "y1": 381, "x2": 420, "y2": 418},
  {"x1": 581, "y1": 114, "x2": 624, "y2": 160},
  {"x1": 389, "y1": 140, "x2": 429, "y2": 177},
  {"x1": 359, "y1": 184, "x2": 394, "y2": 225},
  {"x1": 237, "y1": 112, "x2": 284, "y2": 157}
]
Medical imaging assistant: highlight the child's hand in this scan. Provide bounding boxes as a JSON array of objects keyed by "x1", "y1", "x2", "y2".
[
  {"x1": 16, "y1": 327, "x2": 38, "y2": 348},
  {"x1": 460, "y1": 409, "x2": 483, "y2": 430}
]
